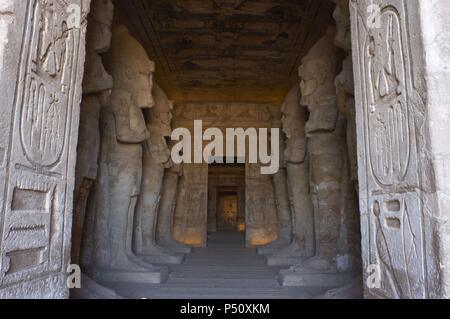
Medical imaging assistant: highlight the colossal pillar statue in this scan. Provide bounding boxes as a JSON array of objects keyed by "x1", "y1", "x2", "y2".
[
  {"x1": 281, "y1": 27, "x2": 352, "y2": 287},
  {"x1": 0, "y1": 0, "x2": 90, "y2": 298},
  {"x1": 71, "y1": 0, "x2": 114, "y2": 267},
  {"x1": 262, "y1": 86, "x2": 313, "y2": 263},
  {"x1": 299, "y1": 27, "x2": 343, "y2": 272},
  {"x1": 133, "y1": 83, "x2": 184, "y2": 264},
  {"x1": 88, "y1": 25, "x2": 167, "y2": 283}
]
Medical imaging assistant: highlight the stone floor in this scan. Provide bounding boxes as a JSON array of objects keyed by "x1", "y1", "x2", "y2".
[{"x1": 102, "y1": 232, "x2": 329, "y2": 299}]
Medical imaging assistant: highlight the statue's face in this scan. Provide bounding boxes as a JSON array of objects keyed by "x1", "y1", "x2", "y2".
[
  {"x1": 281, "y1": 100, "x2": 306, "y2": 163},
  {"x1": 149, "y1": 135, "x2": 171, "y2": 163},
  {"x1": 299, "y1": 63, "x2": 318, "y2": 107},
  {"x1": 90, "y1": 0, "x2": 114, "y2": 52},
  {"x1": 332, "y1": 1, "x2": 351, "y2": 51},
  {"x1": 126, "y1": 59, "x2": 155, "y2": 109},
  {"x1": 159, "y1": 109, "x2": 173, "y2": 137},
  {"x1": 281, "y1": 102, "x2": 296, "y2": 138},
  {"x1": 93, "y1": 0, "x2": 114, "y2": 26},
  {"x1": 82, "y1": 50, "x2": 113, "y2": 93},
  {"x1": 149, "y1": 107, "x2": 172, "y2": 162}
]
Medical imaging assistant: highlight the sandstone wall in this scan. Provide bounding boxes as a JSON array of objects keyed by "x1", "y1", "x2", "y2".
[{"x1": 171, "y1": 103, "x2": 281, "y2": 247}]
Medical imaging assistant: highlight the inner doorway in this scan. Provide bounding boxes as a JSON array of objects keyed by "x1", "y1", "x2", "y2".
[
  {"x1": 208, "y1": 162, "x2": 246, "y2": 237},
  {"x1": 217, "y1": 191, "x2": 239, "y2": 232}
]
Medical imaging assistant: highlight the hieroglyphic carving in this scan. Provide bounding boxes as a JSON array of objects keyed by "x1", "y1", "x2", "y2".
[
  {"x1": 20, "y1": 0, "x2": 80, "y2": 167},
  {"x1": 173, "y1": 103, "x2": 278, "y2": 130},
  {"x1": 367, "y1": 13, "x2": 412, "y2": 186},
  {"x1": 245, "y1": 163, "x2": 278, "y2": 247},
  {"x1": 173, "y1": 163, "x2": 208, "y2": 247},
  {"x1": 0, "y1": 0, "x2": 89, "y2": 298},
  {"x1": 350, "y1": 0, "x2": 426, "y2": 299}
]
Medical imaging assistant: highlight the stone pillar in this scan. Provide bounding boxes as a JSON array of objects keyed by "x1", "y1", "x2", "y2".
[
  {"x1": 350, "y1": 0, "x2": 450, "y2": 299},
  {"x1": 173, "y1": 163, "x2": 209, "y2": 247},
  {"x1": 0, "y1": 0, "x2": 90, "y2": 298},
  {"x1": 156, "y1": 164, "x2": 192, "y2": 254},
  {"x1": 266, "y1": 86, "x2": 314, "y2": 266},
  {"x1": 133, "y1": 83, "x2": 184, "y2": 264},
  {"x1": 71, "y1": 0, "x2": 114, "y2": 267},
  {"x1": 245, "y1": 163, "x2": 278, "y2": 247},
  {"x1": 207, "y1": 177, "x2": 218, "y2": 233},
  {"x1": 87, "y1": 25, "x2": 167, "y2": 284}
]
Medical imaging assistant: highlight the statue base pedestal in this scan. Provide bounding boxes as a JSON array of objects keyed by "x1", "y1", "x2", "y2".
[{"x1": 279, "y1": 269, "x2": 353, "y2": 288}]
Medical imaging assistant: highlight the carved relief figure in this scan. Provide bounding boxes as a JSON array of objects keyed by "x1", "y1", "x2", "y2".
[
  {"x1": 333, "y1": 0, "x2": 351, "y2": 52},
  {"x1": 245, "y1": 163, "x2": 278, "y2": 247},
  {"x1": 173, "y1": 164, "x2": 208, "y2": 246}
]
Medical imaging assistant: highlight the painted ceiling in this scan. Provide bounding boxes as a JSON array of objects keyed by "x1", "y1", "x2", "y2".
[{"x1": 115, "y1": 0, "x2": 334, "y2": 103}]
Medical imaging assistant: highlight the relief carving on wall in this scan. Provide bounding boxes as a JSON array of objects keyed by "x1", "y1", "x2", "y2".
[
  {"x1": 351, "y1": 0, "x2": 425, "y2": 299},
  {"x1": 173, "y1": 103, "x2": 278, "y2": 129},
  {"x1": 245, "y1": 163, "x2": 278, "y2": 247},
  {"x1": 173, "y1": 164, "x2": 209, "y2": 246},
  {"x1": 0, "y1": 0, "x2": 87, "y2": 295},
  {"x1": 21, "y1": 0, "x2": 78, "y2": 167}
]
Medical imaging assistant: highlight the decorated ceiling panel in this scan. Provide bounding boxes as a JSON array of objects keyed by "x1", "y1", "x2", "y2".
[{"x1": 115, "y1": 0, "x2": 334, "y2": 103}]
